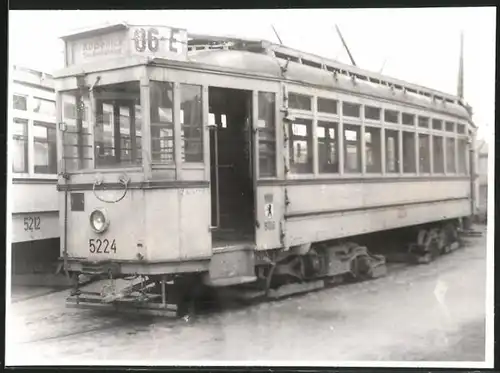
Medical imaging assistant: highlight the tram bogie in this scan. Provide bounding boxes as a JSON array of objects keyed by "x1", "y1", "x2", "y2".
[{"x1": 54, "y1": 22, "x2": 478, "y2": 316}]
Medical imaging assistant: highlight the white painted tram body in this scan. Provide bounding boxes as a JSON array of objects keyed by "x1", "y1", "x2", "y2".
[
  {"x1": 51, "y1": 23, "x2": 480, "y2": 313},
  {"x1": 10, "y1": 66, "x2": 60, "y2": 273}
]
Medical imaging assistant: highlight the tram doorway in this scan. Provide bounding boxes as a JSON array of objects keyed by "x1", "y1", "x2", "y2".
[{"x1": 208, "y1": 87, "x2": 255, "y2": 247}]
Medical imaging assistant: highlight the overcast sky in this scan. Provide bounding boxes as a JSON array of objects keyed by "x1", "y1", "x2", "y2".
[{"x1": 9, "y1": 8, "x2": 496, "y2": 140}]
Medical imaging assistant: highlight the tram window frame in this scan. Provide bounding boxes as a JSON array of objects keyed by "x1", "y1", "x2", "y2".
[
  {"x1": 289, "y1": 117, "x2": 313, "y2": 174},
  {"x1": 457, "y1": 123, "x2": 466, "y2": 134},
  {"x1": 150, "y1": 81, "x2": 175, "y2": 165},
  {"x1": 33, "y1": 121, "x2": 57, "y2": 174},
  {"x1": 402, "y1": 131, "x2": 416, "y2": 173},
  {"x1": 418, "y1": 133, "x2": 431, "y2": 173},
  {"x1": 385, "y1": 109, "x2": 400, "y2": 124},
  {"x1": 342, "y1": 102, "x2": 361, "y2": 118},
  {"x1": 13, "y1": 94, "x2": 27, "y2": 111},
  {"x1": 402, "y1": 113, "x2": 414, "y2": 126},
  {"x1": 418, "y1": 116, "x2": 430, "y2": 129},
  {"x1": 258, "y1": 91, "x2": 277, "y2": 177},
  {"x1": 364, "y1": 126, "x2": 382, "y2": 173},
  {"x1": 317, "y1": 120, "x2": 339, "y2": 174},
  {"x1": 432, "y1": 135, "x2": 445, "y2": 173},
  {"x1": 364, "y1": 106, "x2": 381, "y2": 121},
  {"x1": 12, "y1": 118, "x2": 29, "y2": 173},
  {"x1": 33, "y1": 97, "x2": 56, "y2": 117},
  {"x1": 446, "y1": 137, "x2": 456, "y2": 173},
  {"x1": 181, "y1": 84, "x2": 203, "y2": 163},
  {"x1": 93, "y1": 82, "x2": 142, "y2": 169},
  {"x1": 385, "y1": 129, "x2": 400, "y2": 173},
  {"x1": 317, "y1": 97, "x2": 338, "y2": 115},
  {"x1": 457, "y1": 138, "x2": 467, "y2": 174},
  {"x1": 432, "y1": 119, "x2": 443, "y2": 130},
  {"x1": 61, "y1": 91, "x2": 92, "y2": 172},
  {"x1": 343, "y1": 124, "x2": 361, "y2": 173},
  {"x1": 288, "y1": 92, "x2": 312, "y2": 111}
]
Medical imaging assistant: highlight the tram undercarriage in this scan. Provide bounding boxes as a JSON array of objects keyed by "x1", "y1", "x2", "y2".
[{"x1": 65, "y1": 218, "x2": 471, "y2": 318}]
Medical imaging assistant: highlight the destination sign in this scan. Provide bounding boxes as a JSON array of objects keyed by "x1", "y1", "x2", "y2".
[{"x1": 63, "y1": 23, "x2": 188, "y2": 67}]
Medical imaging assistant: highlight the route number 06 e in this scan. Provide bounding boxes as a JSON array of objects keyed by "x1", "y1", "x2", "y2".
[
  {"x1": 89, "y1": 238, "x2": 117, "y2": 254},
  {"x1": 134, "y1": 27, "x2": 159, "y2": 53}
]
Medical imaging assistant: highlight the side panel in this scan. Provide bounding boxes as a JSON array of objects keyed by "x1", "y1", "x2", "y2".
[
  {"x1": 11, "y1": 211, "x2": 59, "y2": 243},
  {"x1": 286, "y1": 199, "x2": 470, "y2": 246},
  {"x1": 285, "y1": 179, "x2": 470, "y2": 215},
  {"x1": 178, "y1": 187, "x2": 211, "y2": 259},
  {"x1": 12, "y1": 183, "x2": 58, "y2": 213},
  {"x1": 255, "y1": 185, "x2": 283, "y2": 250},
  {"x1": 283, "y1": 178, "x2": 471, "y2": 247},
  {"x1": 144, "y1": 189, "x2": 180, "y2": 261}
]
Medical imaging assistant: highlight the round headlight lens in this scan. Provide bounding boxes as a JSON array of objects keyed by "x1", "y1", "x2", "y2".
[{"x1": 90, "y1": 209, "x2": 109, "y2": 233}]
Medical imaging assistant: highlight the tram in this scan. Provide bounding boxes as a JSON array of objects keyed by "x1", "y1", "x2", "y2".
[
  {"x1": 10, "y1": 66, "x2": 60, "y2": 276},
  {"x1": 53, "y1": 23, "x2": 478, "y2": 315}
]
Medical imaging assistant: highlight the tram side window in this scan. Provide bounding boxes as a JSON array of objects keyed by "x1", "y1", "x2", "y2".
[
  {"x1": 402, "y1": 131, "x2": 416, "y2": 173},
  {"x1": 365, "y1": 106, "x2": 381, "y2": 121},
  {"x1": 432, "y1": 136, "x2": 445, "y2": 173},
  {"x1": 289, "y1": 118, "x2": 313, "y2": 174},
  {"x1": 343, "y1": 102, "x2": 361, "y2": 118},
  {"x1": 458, "y1": 139, "x2": 467, "y2": 174},
  {"x1": 33, "y1": 121, "x2": 57, "y2": 174},
  {"x1": 33, "y1": 97, "x2": 56, "y2": 117},
  {"x1": 418, "y1": 116, "x2": 429, "y2": 129},
  {"x1": 386, "y1": 110, "x2": 400, "y2": 124},
  {"x1": 446, "y1": 137, "x2": 456, "y2": 173},
  {"x1": 288, "y1": 93, "x2": 312, "y2": 111},
  {"x1": 343, "y1": 124, "x2": 361, "y2": 173},
  {"x1": 317, "y1": 121, "x2": 338, "y2": 173},
  {"x1": 258, "y1": 92, "x2": 276, "y2": 177},
  {"x1": 61, "y1": 91, "x2": 91, "y2": 171},
  {"x1": 13, "y1": 94, "x2": 27, "y2": 111},
  {"x1": 317, "y1": 97, "x2": 338, "y2": 115},
  {"x1": 432, "y1": 119, "x2": 442, "y2": 130},
  {"x1": 418, "y1": 134, "x2": 430, "y2": 173},
  {"x1": 385, "y1": 129, "x2": 399, "y2": 173},
  {"x1": 150, "y1": 81, "x2": 174, "y2": 164},
  {"x1": 181, "y1": 84, "x2": 203, "y2": 163},
  {"x1": 12, "y1": 118, "x2": 28, "y2": 173},
  {"x1": 365, "y1": 126, "x2": 381, "y2": 173},
  {"x1": 402, "y1": 113, "x2": 414, "y2": 126},
  {"x1": 445, "y1": 121, "x2": 455, "y2": 133},
  {"x1": 94, "y1": 82, "x2": 142, "y2": 168}
]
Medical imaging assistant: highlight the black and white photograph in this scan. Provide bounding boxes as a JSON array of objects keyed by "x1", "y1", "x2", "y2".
[{"x1": 5, "y1": 7, "x2": 495, "y2": 368}]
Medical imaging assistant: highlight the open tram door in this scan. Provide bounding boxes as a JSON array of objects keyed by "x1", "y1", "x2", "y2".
[{"x1": 208, "y1": 87, "x2": 256, "y2": 248}]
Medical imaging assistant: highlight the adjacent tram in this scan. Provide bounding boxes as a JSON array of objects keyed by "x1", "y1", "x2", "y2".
[
  {"x1": 10, "y1": 66, "x2": 60, "y2": 276},
  {"x1": 53, "y1": 23, "x2": 478, "y2": 315}
]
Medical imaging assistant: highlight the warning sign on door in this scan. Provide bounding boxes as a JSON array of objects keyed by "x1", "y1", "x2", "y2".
[{"x1": 264, "y1": 203, "x2": 274, "y2": 219}]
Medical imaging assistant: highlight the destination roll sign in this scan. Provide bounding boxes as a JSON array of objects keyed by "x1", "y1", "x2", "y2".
[{"x1": 61, "y1": 22, "x2": 189, "y2": 67}]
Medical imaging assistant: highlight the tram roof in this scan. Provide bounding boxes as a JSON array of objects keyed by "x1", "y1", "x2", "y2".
[
  {"x1": 155, "y1": 49, "x2": 471, "y2": 120},
  {"x1": 187, "y1": 34, "x2": 465, "y2": 104}
]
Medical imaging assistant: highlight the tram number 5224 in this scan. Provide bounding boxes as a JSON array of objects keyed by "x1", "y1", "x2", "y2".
[{"x1": 89, "y1": 238, "x2": 117, "y2": 254}]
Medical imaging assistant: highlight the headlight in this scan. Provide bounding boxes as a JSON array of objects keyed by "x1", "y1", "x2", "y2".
[{"x1": 90, "y1": 208, "x2": 109, "y2": 233}]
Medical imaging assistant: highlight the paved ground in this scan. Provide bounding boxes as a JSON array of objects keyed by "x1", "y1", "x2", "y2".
[{"x1": 6, "y1": 226, "x2": 489, "y2": 366}]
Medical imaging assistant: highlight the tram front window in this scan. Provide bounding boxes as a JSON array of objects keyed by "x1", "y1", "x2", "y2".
[{"x1": 94, "y1": 82, "x2": 142, "y2": 168}]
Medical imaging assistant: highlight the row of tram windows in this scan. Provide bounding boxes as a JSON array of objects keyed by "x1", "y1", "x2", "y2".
[
  {"x1": 286, "y1": 92, "x2": 469, "y2": 175},
  {"x1": 60, "y1": 81, "x2": 278, "y2": 178},
  {"x1": 12, "y1": 94, "x2": 57, "y2": 174},
  {"x1": 61, "y1": 81, "x2": 204, "y2": 170}
]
